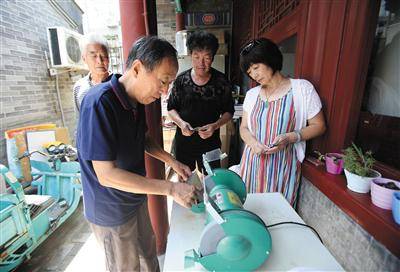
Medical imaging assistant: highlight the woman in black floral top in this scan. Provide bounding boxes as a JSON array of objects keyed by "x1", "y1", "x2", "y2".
[{"x1": 168, "y1": 31, "x2": 234, "y2": 171}]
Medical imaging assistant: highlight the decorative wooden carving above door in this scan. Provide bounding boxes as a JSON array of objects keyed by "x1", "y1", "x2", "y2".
[{"x1": 257, "y1": 0, "x2": 300, "y2": 36}]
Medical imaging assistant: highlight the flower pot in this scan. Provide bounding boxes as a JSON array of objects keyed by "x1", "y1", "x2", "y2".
[
  {"x1": 325, "y1": 153, "x2": 344, "y2": 174},
  {"x1": 371, "y1": 178, "x2": 400, "y2": 210},
  {"x1": 344, "y1": 169, "x2": 381, "y2": 193},
  {"x1": 392, "y1": 192, "x2": 400, "y2": 225}
]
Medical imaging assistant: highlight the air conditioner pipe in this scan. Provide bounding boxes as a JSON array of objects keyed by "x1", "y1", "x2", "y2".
[
  {"x1": 55, "y1": 75, "x2": 66, "y2": 127},
  {"x1": 45, "y1": 51, "x2": 66, "y2": 127}
]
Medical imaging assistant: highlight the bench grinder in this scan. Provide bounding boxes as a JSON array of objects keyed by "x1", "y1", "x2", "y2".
[{"x1": 185, "y1": 150, "x2": 272, "y2": 271}]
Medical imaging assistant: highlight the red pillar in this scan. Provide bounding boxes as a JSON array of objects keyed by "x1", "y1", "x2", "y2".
[
  {"x1": 176, "y1": 12, "x2": 185, "y2": 31},
  {"x1": 119, "y1": 0, "x2": 169, "y2": 255},
  {"x1": 119, "y1": 0, "x2": 146, "y2": 61}
]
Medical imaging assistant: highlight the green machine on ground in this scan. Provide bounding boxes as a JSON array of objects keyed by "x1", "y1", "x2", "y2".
[{"x1": 185, "y1": 149, "x2": 272, "y2": 271}]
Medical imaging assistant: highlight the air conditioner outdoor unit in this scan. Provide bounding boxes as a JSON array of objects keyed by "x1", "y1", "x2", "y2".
[{"x1": 47, "y1": 27, "x2": 87, "y2": 70}]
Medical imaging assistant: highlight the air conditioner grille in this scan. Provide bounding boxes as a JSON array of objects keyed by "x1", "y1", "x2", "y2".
[
  {"x1": 66, "y1": 36, "x2": 81, "y2": 63},
  {"x1": 47, "y1": 26, "x2": 88, "y2": 70}
]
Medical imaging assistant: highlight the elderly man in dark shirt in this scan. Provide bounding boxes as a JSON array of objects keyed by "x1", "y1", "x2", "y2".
[{"x1": 77, "y1": 36, "x2": 196, "y2": 272}]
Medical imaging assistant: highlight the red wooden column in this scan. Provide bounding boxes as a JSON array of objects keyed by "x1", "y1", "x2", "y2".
[
  {"x1": 119, "y1": 0, "x2": 146, "y2": 60},
  {"x1": 176, "y1": 13, "x2": 185, "y2": 31},
  {"x1": 119, "y1": 0, "x2": 169, "y2": 255},
  {"x1": 174, "y1": 0, "x2": 185, "y2": 31}
]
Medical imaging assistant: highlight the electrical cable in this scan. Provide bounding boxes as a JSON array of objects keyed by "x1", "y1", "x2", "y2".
[
  {"x1": 220, "y1": 208, "x2": 324, "y2": 244},
  {"x1": 266, "y1": 221, "x2": 324, "y2": 244}
]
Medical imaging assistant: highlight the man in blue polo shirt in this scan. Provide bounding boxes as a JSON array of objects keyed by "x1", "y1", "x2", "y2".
[{"x1": 77, "y1": 36, "x2": 196, "y2": 272}]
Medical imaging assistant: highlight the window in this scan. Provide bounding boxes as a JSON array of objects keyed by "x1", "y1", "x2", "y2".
[
  {"x1": 278, "y1": 35, "x2": 297, "y2": 78},
  {"x1": 355, "y1": 0, "x2": 400, "y2": 170}
]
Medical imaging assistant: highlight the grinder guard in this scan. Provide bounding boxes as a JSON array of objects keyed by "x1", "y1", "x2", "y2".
[{"x1": 185, "y1": 149, "x2": 272, "y2": 271}]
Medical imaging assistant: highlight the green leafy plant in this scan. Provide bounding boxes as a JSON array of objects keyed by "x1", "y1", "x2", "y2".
[{"x1": 343, "y1": 143, "x2": 375, "y2": 177}]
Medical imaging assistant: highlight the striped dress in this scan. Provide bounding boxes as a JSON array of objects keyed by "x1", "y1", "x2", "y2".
[{"x1": 239, "y1": 89, "x2": 301, "y2": 206}]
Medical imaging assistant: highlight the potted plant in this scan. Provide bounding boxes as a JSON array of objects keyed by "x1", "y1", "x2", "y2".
[
  {"x1": 343, "y1": 143, "x2": 381, "y2": 193},
  {"x1": 371, "y1": 178, "x2": 400, "y2": 210},
  {"x1": 314, "y1": 151, "x2": 344, "y2": 175},
  {"x1": 325, "y1": 153, "x2": 344, "y2": 174}
]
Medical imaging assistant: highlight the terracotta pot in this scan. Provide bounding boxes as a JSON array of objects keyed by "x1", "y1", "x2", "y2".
[
  {"x1": 392, "y1": 192, "x2": 400, "y2": 225},
  {"x1": 325, "y1": 153, "x2": 344, "y2": 175},
  {"x1": 344, "y1": 169, "x2": 381, "y2": 193},
  {"x1": 371, "y1": 178, "x2": 400, "y2": 210}
]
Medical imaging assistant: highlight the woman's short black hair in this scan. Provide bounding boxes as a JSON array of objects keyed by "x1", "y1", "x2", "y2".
[
  {"x1": 126, "y1": 36, "x2": 177, "y2": 71},
  {"x1": 239, "y1": 38, "x2": 283, "y2": 75},
  {"x1": 187, "y1": 31, "x2": 219, "y2": 56}
]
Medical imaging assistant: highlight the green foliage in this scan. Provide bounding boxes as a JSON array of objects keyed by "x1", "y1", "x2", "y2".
[{"x1": 343, "y1": 143, "x2": 375, "y2": 177}]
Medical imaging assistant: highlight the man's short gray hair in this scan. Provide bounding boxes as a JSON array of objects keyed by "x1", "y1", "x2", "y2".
[{"x1": 83, "y1": 33, "x2": 109, "y2": 55}]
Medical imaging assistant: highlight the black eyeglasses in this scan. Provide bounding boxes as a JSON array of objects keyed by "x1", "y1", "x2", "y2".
[{"x1": 240, "y1": 39, "x2": 261, "y2": 56}]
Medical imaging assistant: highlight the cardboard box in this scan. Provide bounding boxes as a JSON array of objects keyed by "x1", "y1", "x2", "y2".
[
  {"x1": 220, "y1": 120, "x2": 235, "y2": 168},
  {"x1": 208, "y1": 29, "x2": 225, "y2": 44},
  {"x1": 216, "y1": 43, "x2": 228, "y2": 55},
  {"x1": 5, "y1": 124, "x2": 71, "y2": 181}
]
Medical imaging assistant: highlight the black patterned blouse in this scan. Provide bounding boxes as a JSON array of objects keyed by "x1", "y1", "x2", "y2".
[{"x1": 167, "y1": 68, "x2": 234, "y2": 151}]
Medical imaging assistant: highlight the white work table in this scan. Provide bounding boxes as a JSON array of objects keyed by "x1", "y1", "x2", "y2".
[{"x1": 163, "y1": 193, "x2": 343, "y2": 271}]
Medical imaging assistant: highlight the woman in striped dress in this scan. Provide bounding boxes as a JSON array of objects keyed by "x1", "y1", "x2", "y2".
[{"x1": 238, "y1": 38, "x2": 326, "y2": 206}]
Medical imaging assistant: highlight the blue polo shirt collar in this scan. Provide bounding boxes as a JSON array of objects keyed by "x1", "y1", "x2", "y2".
[{"x1": 110, "y1": 74, "x2": 137, "y2": 111}]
